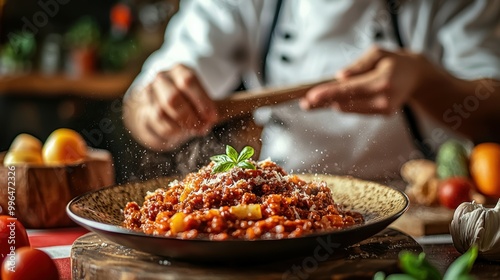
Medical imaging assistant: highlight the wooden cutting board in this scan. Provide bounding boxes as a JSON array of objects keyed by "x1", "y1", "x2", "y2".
[
  {"x1": 389, "y1": 204, "x2": 455, "y2": 237},
  {"x1": 71, "y1": 228, "x2": 421, "y2": 280}
]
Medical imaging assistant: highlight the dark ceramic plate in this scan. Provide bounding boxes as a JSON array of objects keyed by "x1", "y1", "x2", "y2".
[{"x1": 67, "y1": 174, "x2": 408, "y2": 262}]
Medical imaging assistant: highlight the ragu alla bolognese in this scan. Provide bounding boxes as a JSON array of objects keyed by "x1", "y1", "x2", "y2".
[{"x1": 123, "y1": 146, "x2": 364, "y2": 240}]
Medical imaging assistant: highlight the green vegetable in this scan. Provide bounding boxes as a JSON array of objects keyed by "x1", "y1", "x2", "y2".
[
  {"x1": 374, "y1": 245, "x2": 478, "y2": 280},
  {"x1": 443, "y1": 246, "x2": 478, "y2": 280},
  {"x1": 436, "y1": 140, "x2": 469, "y2": 179},
  {"x1": 373, "y1": 272, "x2": 417, "y2": 280},
  {"x1": 210, "y1": 145, "x2": 256, "y2": 173},
  {"x1": 399, "y1": 252, "x2": 441, "y2": 280}
]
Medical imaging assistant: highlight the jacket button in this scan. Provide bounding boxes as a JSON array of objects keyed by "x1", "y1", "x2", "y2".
[
  {"x1": 374, "y1": 29, "x2": 384, "y2": 40},
  {"x1": 282, "y1": 32, "x2": 293, "y2": 40},
  {"x1": 280, "y1": 55, "x2": 291, "y2": 63}
]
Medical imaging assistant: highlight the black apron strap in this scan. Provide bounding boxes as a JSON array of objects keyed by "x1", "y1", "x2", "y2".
[
  {"x1": 387, "y1": 0, "x2": 435, "y2": 160},
  {"x1": 261, "y1": 0, "x2": 283, "y2": 84}
]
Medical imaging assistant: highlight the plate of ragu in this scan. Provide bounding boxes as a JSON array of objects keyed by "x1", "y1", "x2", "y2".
[{"x1": 67, "y1": 146, "x2": 408, "y2": 262}]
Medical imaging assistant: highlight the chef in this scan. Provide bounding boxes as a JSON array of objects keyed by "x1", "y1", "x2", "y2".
[{"x1": 123, "y1": 0, "x2": 500, "y2": 181}]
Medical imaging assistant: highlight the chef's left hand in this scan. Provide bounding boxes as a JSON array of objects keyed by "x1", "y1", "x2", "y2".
[{"x1": 299, "y1": 46, "x2": 431, "y2": 114}]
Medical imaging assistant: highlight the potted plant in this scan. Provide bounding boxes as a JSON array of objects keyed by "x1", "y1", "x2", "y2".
[
  {"x1": 0, "y1": 31, "x2": 36, "y2": 74},
  {"x1": 64, "y1": 16, "x2": 100, "y2": 77}
]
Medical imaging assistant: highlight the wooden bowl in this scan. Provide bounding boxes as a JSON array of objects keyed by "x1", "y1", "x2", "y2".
[{"x1": 0, "y1": 149, "x2": 114, "y2": 228}]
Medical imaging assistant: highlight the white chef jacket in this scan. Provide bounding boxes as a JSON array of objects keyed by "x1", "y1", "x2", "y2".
[{"x1": 128, "y1": 0, "x2": 500, "y2": 181}]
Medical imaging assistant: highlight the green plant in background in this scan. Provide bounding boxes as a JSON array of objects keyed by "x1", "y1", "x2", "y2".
[
  {"x1": 7, "y1": 32, "x2": 36, "y2": 61},
  {"x1": 99, "y1": 36, "x2": 138, "y2": 71},
  {"x1": 374, "y1": 245, "x2": 478, "y2": 280},
  {"x1": 2, "y1": 31, "x2": 36, "y2": 62},
  {"x1": 64, "y1": 16, "x2": 101, "y2": 49},
  {"x1": 0, "y1": 31, "x2": 36, "y2": 73}
]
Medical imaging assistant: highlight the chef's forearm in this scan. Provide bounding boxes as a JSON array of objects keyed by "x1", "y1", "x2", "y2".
[{"x1": 413, "y1": 67, "x2": 500, "y2": 143}]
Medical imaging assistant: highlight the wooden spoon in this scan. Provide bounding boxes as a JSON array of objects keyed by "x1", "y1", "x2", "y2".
[{"x1": 215, "y1": 78, "x2": 334, "y2": 122}]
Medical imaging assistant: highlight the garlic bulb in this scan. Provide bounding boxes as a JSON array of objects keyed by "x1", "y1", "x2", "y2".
[{"x1": 450, "y1": 199, "x2": 500, "y2": 260}]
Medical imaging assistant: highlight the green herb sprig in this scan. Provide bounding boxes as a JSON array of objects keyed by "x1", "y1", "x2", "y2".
[
  {"x1": 210, "y1": 145, "x2": 256, "y2": 173},
  {"x1": 373, "y1": 245, "x2": 478, "y2": 280}
]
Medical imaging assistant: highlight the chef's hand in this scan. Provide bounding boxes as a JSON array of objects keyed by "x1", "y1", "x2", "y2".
[
  {"x1": 300, "y1": 46, "x2": 431, "y2": 114},
  {"x1": 123, "y1": 64, "x2": 218, "y2": 152}
]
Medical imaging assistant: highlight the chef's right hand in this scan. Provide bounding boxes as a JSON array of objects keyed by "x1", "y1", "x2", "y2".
[{"x1": 123, "y1": 64, "x2": 218, "y2": 152}]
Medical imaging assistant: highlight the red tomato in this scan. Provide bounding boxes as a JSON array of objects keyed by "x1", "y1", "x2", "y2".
[
  {"x1": 1, "y1": 247, "x2": 59, "y2": 280},
  {"x1": 0, "y1": 216, "x2": 30, "y2": 265},
  {"x1": 438, "y1": 177, "x2": 473, "y2": 209}
]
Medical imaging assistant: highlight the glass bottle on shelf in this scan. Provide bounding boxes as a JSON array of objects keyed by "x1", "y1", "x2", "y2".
[{"x1": 40, "y1": 33, "x2": 62, "y2": 76}]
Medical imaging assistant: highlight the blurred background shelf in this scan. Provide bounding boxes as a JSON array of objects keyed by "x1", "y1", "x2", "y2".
[{"x1": 0, "y1": 70, "x2": 137, "y2": 99}]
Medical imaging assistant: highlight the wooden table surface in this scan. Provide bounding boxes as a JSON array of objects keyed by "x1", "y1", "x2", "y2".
[
  {"x1": 71, "y1": 228, "x2": 421, "y2": 280},
  {"x1": 70, "y1": 227, "x2": 500, "y2": 279},
  {"x1": 421, "y1": 243, "x2": 500, "y2": 279}
]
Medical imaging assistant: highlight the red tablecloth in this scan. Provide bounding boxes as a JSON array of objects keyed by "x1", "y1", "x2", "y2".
[{"x1": 28, "y1": 227, "x2": 88, "y2": 280}]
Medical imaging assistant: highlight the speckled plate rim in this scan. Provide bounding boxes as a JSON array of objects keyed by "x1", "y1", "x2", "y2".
[{"x1": 66, "y1": 175, "x2": 409, "y2": 243}]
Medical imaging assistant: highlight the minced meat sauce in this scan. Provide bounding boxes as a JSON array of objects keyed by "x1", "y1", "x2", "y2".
[{"x1": 123, "y1": 159, "x2": 363, "y2": 240}]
